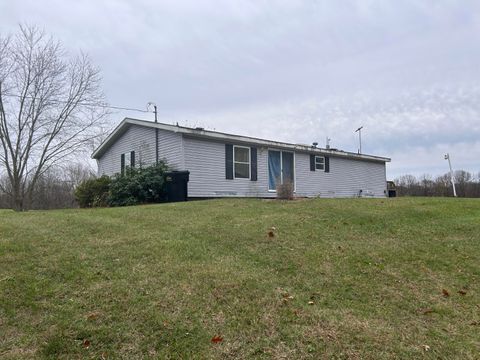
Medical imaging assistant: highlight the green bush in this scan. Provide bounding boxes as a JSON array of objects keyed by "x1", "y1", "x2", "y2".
[
  {"x1": 108, "y1": 162, "x2": 169, "y2": 207},
  {"x1": 74, "y1": 176, "x2": 111, "y2": 208}
]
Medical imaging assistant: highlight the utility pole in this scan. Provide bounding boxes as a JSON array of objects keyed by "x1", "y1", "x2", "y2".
[
  {"x1": 355, "y1": 126, "x2": 363, "y2": 154},
  {"x1": 147, "y1": 102, "x2": 159, "y2": 163},
  {"x1": 444, "y1": 153, "x2": 457, "y2": 197}
]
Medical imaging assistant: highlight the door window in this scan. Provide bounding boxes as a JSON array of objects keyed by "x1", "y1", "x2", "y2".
[{"x1": 268, "y1": 150, "x2": 294, "y2": 191}]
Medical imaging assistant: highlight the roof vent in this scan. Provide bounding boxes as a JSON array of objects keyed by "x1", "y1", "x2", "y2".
[{"x1": 312, "y1": 142, "x2": 318, "y2": 148}]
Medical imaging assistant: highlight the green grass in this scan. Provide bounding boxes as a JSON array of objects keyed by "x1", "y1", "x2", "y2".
[{"x1": 0, "y1": 198, "x2": 479, "y2": 359}]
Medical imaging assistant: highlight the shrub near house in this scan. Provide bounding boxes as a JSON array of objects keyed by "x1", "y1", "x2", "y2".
[
  {"x1": 74, "y1": 176, "x2": 111, "y2": 208},
  {"x1": 108, "y1": 162, "x2": 169, "y2": 206},
  {"x1": 75, "y1": 162, "x2": 169, "y2": 207}
]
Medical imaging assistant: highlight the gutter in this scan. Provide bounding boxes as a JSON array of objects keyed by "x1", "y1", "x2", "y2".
[{"x1": 92, "y1": 117, "x2": 391, "y2": 163}]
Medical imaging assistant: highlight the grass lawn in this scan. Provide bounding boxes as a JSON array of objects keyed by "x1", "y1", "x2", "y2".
[{"x1": 0, "y1": 197, "x2": 479, "y2": 359}]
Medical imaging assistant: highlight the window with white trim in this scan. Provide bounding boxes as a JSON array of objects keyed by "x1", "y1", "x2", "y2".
[
  {"x1": 123, "y1": 152, "x2": 131, "y2": 168},
  {"x1": 233, "y1": 146, "x2": 250, "y2": 179},
  {"x1": 315, "y1": 156, "x2": 325, "y2": 171}
]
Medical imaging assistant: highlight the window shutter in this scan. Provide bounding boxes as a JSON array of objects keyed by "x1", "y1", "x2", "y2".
[
  {"x1": 310, "y1": 154, "x2": 315, "y2": 171},
  {"x1": 130, "y1": 151, "x2": 135, "y2": 168},
  {"x1": 121, "y1": 153, "x2": 125, "y2": 175},
  {"x1": 225, "y1": 144, "x2": 233, "y2": 179},
  {"x1": 250, "y1": 147, "x2": 257, "y2": 181},
  {"x1": 325, "y1": 156, "x2": 330, "y2": 173}
]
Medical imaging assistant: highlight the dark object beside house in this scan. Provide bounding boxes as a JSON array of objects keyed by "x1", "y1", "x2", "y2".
[
  {"x1": 387, "y1": 181, "x2": 396, "y2": 197},
  {"x1": 165, "y1": 171, "x2": 190, "y2": 202}
]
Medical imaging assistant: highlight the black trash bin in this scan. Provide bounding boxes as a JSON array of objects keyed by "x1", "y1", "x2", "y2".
[
  {"x1": 165, "y1": 171, "x2": 189, "y2": 202},
  {"x1": 386, "y1": 181, "x2": 396, "y2": 198}
]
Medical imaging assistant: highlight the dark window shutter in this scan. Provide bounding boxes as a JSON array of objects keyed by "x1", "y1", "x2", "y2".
[
  {"x1": 250, "y1": 147, "x2": 257, "y2": 181},
  {"x1": 310, "y1": 154, "x2": 315, "y2": 171},
  {"x1": 325, "y1": 156, "x2": 330, "y2": 173},
  {"x1": 225, "y1": 144, "x2": 233, "y2": 179},
  {"x1": 130, "y1": 151, "x2": 135, "y2": 168},
  {"x1": 121, "y1": 153, "x2": 125, "y2": 175}
]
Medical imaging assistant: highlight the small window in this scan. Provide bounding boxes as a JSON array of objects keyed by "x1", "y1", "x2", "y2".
[
  {"x1": 121, "y1": 151, "x2": 134, "y2": 174},
  {"x1": 315, "y1": 156, "x2": 325, "y2": 171},
  {"x1": 234, "y1": 146, "x2": 250, "y2": 179},
  {"x1": 123, "y1": 152, "x2": 131, "y2": 168}
]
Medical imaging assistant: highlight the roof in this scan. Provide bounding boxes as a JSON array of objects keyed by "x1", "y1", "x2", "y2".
[{"x1": 92, "y1": 117, "x2": 391, "y2": 163}]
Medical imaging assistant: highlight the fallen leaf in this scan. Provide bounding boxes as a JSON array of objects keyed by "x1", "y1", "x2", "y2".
[
  {"x1": 442, "y1": 289, "x2": 450, "y2": 297},
  {"x1": 211, "y1": 335, "x2": 223, "y2": 344},
  {"x1": 86, "y1": 312, "x2": 100, "y2": 320},
  {"x1": 308, "y1": 301, "x2": 314, "y2": 305},
  {"x1": 422, "y1": 308, "x2": 434, "y2": 315},
  {"x1": 82, "y1": 339, "x2": 90, "y2": 349},
  {"x1": 458, "y1": 289, "x2": 467, "y2": 295},
  {"x1": 422, "y1": 345, "x2": 430, "y2": 351}
]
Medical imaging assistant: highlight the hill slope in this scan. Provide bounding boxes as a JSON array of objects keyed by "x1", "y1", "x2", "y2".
[{"x1": 1, "y1": 198, "x2": 479, "y2": 359}]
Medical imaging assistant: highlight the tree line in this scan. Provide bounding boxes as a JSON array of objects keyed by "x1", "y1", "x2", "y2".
[
  {"x1": 0, "y1": 163, "x2": 94, "y2": 209},
  {"x1": 394, "y1": 170, "x2": 480, "y2": 198}
]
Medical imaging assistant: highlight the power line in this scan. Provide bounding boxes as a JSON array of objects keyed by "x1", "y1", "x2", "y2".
[{"x1": 1, "y1": 93, "x2": 153, "y2": 113}]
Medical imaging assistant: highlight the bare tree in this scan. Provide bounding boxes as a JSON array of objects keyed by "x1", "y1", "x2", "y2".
[{"x1": 0, "y1": 25, "x2": 107, "y2": 210}]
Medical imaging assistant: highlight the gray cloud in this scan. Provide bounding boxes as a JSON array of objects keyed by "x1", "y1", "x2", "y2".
[{"x1": 1, "y1": 0, "x2": 479, "y2": 178}]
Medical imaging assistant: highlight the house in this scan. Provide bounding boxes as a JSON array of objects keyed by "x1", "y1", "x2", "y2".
[{"x1": 92, "y1": 118, "x2": 391, "y2": 198}]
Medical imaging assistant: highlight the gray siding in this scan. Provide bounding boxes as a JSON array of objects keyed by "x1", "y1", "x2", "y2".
[
  {"x1": 157, "y1": 129, "x2": 184, "y2": 170},
  {"x1": 97, "y1": 125, "x2": 184, "y2": 176},
  {"x1": 183, "y1": 136, "x2": 271, "y2": 197},
  {"x1": 97, "y1": 125, "x2": 156, "y2": 176},
  {"x1": 294, "y1": 152, "x2": 387, "y2": 198},
  {"x1": 183, "y1": 136, "x2": 387, "y2": 198},
  {"x1": 97, "y1": 125, "x2": 387, "y2": 198}
]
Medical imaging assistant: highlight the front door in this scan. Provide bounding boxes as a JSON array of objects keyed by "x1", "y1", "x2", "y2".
[{"x1": 268, "y1": 150, "x2": 294, "y2": 191}]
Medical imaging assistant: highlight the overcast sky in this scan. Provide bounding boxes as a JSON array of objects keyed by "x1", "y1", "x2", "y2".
[{"x1": 2, "y1": 0, "x2": 479, "y2": 178}]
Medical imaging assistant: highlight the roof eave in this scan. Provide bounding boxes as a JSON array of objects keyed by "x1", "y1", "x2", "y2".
[
  {"x1": 91, "y1": 118, "x2": 130, "y2": 159},
  {"x1": 92, "y1": 117, "x2": 391, "y2": 163}
]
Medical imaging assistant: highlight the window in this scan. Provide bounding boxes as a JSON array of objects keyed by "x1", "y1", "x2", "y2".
[
  {"x1": 315, "y1": 156, "x2": 325, "y2": 171},
  {"x1": 233, "y1": 146, "x2": 250, "y2": 178},
  {"x1": 123, "y1": 152, "x2": 131, "y2": 168},
  {"x1": 121, "y1": 151, "x2": 135, "y2": 174}
]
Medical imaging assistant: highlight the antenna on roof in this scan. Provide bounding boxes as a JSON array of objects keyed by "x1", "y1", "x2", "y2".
[
  {"x1": 355, "y1": 126, "x2": 363, "y2": 153},
  {"x1": 326, "y1": 137, "x2": 331, "y2": 149}
]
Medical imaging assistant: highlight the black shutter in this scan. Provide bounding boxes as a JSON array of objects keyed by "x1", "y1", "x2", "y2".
[
  {"x1": 225, "y1": 144, "x2": 233, "y2": 179},
  {"x1": 130, "y1": 151, "x2": 135, "y2": 168},
  {"x1": 325, "y1": 156, "x2": 330, "y2": 173},
  {"x1": 121, "y1": 153, "x2": 125, "y2": 175},
  {"x1": 310, "y1": 154, "x2": 315, "y2": 171},
  {"x1": 250, "y1": 147, "x2": 257, "y2": 181}
]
